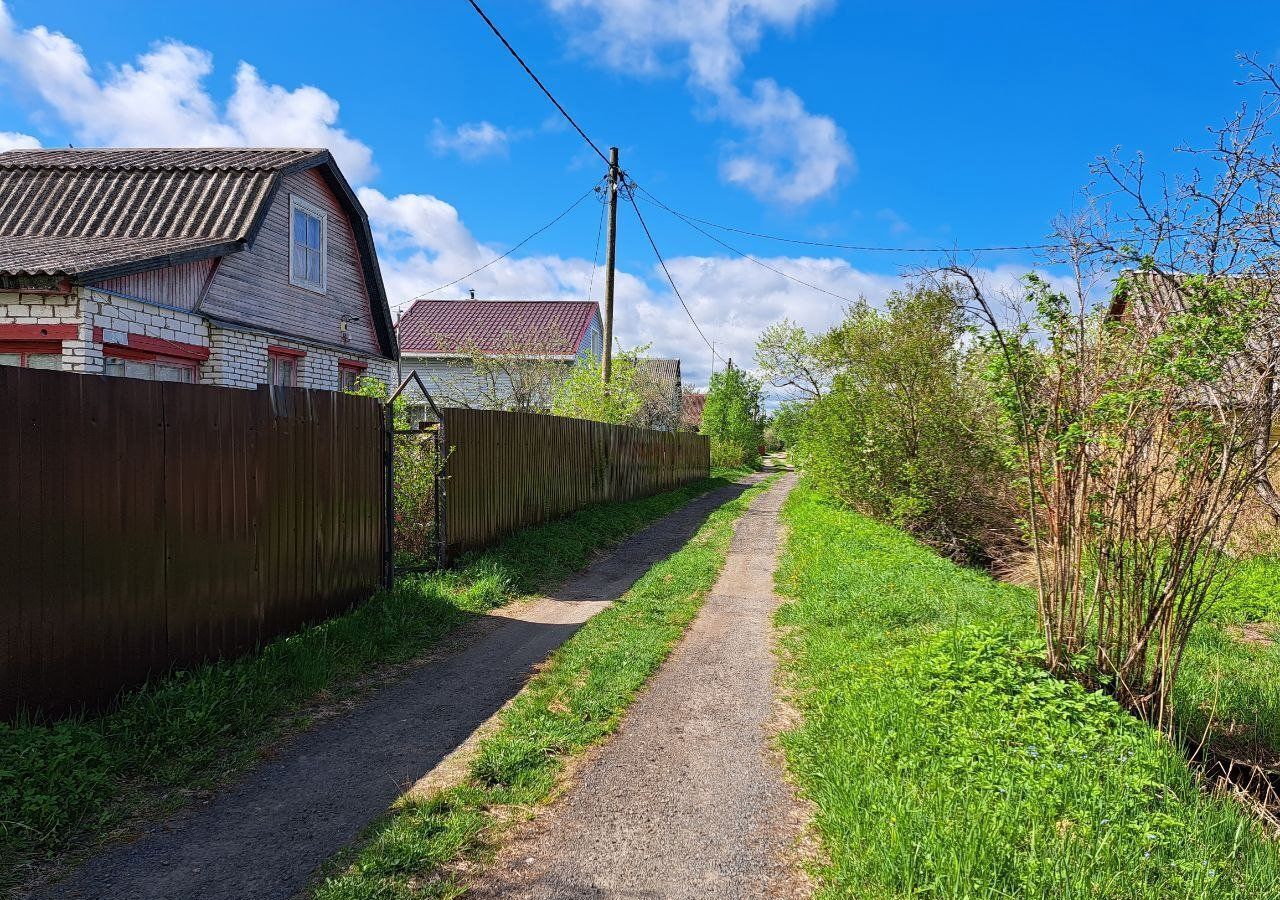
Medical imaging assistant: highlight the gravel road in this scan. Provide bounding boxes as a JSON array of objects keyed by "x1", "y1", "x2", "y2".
[
  {"x1": 29, "y1": 477, "x2": 759, "y2": 900},
  {"x1": 468, "y1": 472, "x2": 810, "y2": 900}
]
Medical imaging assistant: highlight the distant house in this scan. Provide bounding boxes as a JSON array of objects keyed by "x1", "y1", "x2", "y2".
[
  {"x1": 634, "y1": 358, "x2": 683, "y2": 431},
  {"x1": 397, "y1": 298, "x2": 603, "y2": 411},
  {"x1": 0, "y1": 148, "x2": 397, "y2": 389},
  {"x1": 682, "y1": 391, "x2": 707, "y2": 432}
]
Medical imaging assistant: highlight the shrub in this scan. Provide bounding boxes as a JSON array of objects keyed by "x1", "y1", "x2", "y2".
[
  {"x1": 784, "y1": 286, "x2": 1018, "y2": 565},
  {"x1": 700, "y1": 363, "x2": 764, "y2": 469}
]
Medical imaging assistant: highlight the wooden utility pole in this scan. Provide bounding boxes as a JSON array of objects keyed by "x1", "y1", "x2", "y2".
[{"x1": 601, "y1": 146, "x2": 620, "y2": 382}]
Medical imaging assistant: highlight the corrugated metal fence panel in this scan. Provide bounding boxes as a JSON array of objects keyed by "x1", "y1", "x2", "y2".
[
  {"x1": 0, "y1": 366, "x2": 385, "y2": 716},
  {"x1": 440, "y1": 407, "x2": 710, "y2": 555}
]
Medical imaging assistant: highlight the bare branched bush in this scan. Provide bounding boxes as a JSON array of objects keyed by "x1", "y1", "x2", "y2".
[{"x1": 940, "y1": 56, "x2": 1280, "y2": 729}]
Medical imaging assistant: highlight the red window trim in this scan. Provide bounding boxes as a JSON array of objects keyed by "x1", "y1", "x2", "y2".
[
  {"x1": 0, "y1": 339, "x2": 62, "y2": 355},
  {"x1": 0, "y1": 324, "x2": 77, "y2": 341},
  {"x1": 338, "y1": 358, "x2": 368, "y2": 372},
  {"x1": 91, "y1": 328, "x2": 210, "y2": 361},
  {"x1": 268, "y1": 344, "x2": 307, "y2": 359},
  {"x1": 103, "y1": 343, "x2": 200, "y2": 376}
]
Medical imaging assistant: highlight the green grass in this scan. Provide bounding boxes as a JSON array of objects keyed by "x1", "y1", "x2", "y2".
[
  {"x1": 1176, "y1": 555, "x2": 1280, "y2": 767},
  {"x1": 311, "y1": 476, "x2": 777, "y2": 899},
  {"x1": 1209, "y1": 556, "x2": 1280, "y2": 624},
  {"x1": 0, "y1": 472, "x2": 747, "y2": 891},
  {"x1": 776, "y1": 484, "x2": 1280, "y2": 900}
]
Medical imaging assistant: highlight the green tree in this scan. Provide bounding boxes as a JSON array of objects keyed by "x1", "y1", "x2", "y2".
[
  {"x1": 551, "y1": 349, "x2": 645, "y2": 425},
  {"x1": 790, "y1": 286, "x2": 1016, "y2": 565},
  {"x1": 700, "y1": 362, "x2": 764, "y2": 468},
  {"x1": 755, "y1": 318, "x2": 831, "y2": 401}
]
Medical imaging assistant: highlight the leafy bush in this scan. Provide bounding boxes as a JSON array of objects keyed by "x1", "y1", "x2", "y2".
[
  {"x1": 782, "y1": 286, "x2": 1017, "y2": 565},
  {"x1": 700, "y1": 363, "x2": 764, "y2": 469}
]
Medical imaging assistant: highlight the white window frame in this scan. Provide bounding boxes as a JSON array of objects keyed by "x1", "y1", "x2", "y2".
[{"x1": 289, "y1": 194, "x2": 328, "y2": 294}]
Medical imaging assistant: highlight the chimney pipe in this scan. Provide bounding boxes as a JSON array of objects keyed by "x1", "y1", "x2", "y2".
[{"x1": 469, "y1": 289, "x2": 476, "y2": 300}]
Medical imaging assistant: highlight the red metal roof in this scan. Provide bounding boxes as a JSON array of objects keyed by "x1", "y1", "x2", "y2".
[{"x1": 398, "y1": 300, "x2": 600, "y2": 356}]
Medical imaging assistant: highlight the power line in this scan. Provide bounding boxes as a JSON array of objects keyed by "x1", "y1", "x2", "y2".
[
  {"x1": 633, "y1": 185, "x2": 1059, "y2": 253},
  {"x1": 465, "y1": 0, "x2": 610, "y2": 166},
  {"x1": 586, "y1": 183, "x2": 607, "y2": 302},
  {"x1": 625, "y1": 186, "x2": 727, "y2": 365},
  {"x1": 634, "y1": 187, "x2": 856, "y2": 305},
  {"x1": 391, "y1": 180, "x2": 602, "y2": 313}
]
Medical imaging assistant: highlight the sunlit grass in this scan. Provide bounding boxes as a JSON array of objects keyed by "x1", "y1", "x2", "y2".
[{"x1": 776, "y1": 484, "x2": 1280, "y2": 900}]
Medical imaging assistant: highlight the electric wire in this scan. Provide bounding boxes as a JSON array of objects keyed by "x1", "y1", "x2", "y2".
[
  {"x1": 465, "y1": 0, "x2": 610, "y2": 166},
  {"x1": 633, "y1": 184, "x2": 1059, "y2": 254},
  {"x1": 586, "y1": 185, "x2": 607, "y2": 302},
  {"x1": 624, "y1": 185, "x2": 727, "y2": 365},
  {"x1": 634, "y1": 187, "x2": 856, "y2": 305},
  {"x1": 391, "y1": 179, "x2": 602, "y2": 313}
]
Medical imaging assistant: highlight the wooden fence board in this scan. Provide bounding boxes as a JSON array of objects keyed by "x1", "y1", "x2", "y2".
[
  {"x1": 0, "y1": 368, "x2": 385, "y2": 716},
  {"x1": 439, "y1": 408, "x2": 710, "y2": 555}
]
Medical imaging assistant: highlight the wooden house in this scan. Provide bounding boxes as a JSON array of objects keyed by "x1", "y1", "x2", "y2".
[{"x1": 0, "y1": 148, "x2": 397, "y2": 389}]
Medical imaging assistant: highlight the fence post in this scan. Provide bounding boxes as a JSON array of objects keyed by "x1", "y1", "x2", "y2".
[{"x1": 381, "y1": 401, "x2": 395, "y2": 592}]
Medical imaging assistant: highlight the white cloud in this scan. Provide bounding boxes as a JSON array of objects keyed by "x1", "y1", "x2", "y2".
[
  {"x1": 0, "y1": 130, "x2": 39, "y2": 151},
  {"x1": 0, "y1": 1, "x2": 374, "y2": 182},
  {"x1": 431, "y1": 119, "x2": 514, "y2": 160},
  {"x1": 0, "y1": 2, "x2": 1059, "y2": 398},
  {"x1": 546, "y1": 0, "x2": 852, "y2": 204}
]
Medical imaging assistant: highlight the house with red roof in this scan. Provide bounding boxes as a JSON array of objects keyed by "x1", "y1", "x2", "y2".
[{"x1": 396, "y1": 298, "x2": 603, "y2": 411}]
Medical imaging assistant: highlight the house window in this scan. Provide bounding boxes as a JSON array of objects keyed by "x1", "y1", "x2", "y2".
[
  {"x1": 0, "y1": 341, "x2": 62, "y2": 370},
  {"x1": 103, "y1": 349, "x2": 197, "y2": 382},
  {"x1": 289, "y1": 195, "x2": 327, "y2": 293},
  {"x1": 338, "y1": 360, "x2": 367, "y2": 392},
  {"x1": 269, "y1": 346, "x2": 305, "y2": 387}
]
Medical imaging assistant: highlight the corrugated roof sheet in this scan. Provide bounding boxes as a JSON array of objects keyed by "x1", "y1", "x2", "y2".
[
  {"x1": 398, "y1": 299, "x2": 600, "y2": 356},
  {"x1": 682, "y1": 391, "x2": 707, "y2": 428},
  {"x1": 637, "y1": 357, "x2": 681, "y2": 381},
  {"x1": 0, "y1": 147, "x2": 326, "y2": 276}
]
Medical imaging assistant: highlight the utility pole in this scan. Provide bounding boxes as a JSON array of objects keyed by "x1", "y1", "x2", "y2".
[{"x1": 601, "y1": 146, "x2": 620, "y2": 383}]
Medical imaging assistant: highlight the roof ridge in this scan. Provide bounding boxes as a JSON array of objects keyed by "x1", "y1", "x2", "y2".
[{"x1": 0, "y1": 148, "x2": 327, "y2": 172}]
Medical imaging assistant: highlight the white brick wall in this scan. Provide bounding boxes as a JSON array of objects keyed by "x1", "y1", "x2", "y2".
[{"x1": 3, "y1": 286, "x2": 393, "y2": 392}]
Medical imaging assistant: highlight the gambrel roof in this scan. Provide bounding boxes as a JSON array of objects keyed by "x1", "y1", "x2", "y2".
[
  {"x1": 398, "y1": 299, "x2": 601, "y2": 358},
  {"x1": 0, "y1": 147, "x2": 397, "y2": 358}
]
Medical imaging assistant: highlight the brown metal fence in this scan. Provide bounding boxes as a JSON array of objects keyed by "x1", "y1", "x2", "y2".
[
  {"x1": 439, "y1": 407, "x2": 710, "y2": 555},
  {"x1": 0, "y1": 367, "x2": 384, "y2": 716}
]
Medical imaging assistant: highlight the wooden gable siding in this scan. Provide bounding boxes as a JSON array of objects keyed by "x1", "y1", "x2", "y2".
[
  {"x1": 92, "y1": 258, "x2": 215, "y2": 310},
  {"x1": 200, "y1": 167, "x2": 382, "y2": 356}
]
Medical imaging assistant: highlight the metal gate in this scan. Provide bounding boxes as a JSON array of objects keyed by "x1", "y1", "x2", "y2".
[{"x1": 382, "y1": 371, "x2": 447, "y2": 588}]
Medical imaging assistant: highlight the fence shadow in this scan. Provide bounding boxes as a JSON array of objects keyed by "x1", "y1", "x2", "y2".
[{"x1": 36, "y1": 477, "x2": 758, "y2": 900}]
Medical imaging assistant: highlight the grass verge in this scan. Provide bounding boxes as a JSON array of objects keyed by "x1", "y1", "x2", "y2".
[
  {"x1": 310, "y1": 476, "x2": 777, "y2": 899},
  {"x1": 0, "y1": 472, "x2": 748, "y2": 891},
  {"x1": 776, "y1": 483, "x2": 1280, "y2": 900}
]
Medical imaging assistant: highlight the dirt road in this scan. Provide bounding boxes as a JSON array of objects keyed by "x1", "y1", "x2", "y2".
[
  {"x1": 31, "y1": 477, "x2": 760, "y2": 900},
  {"x1": 468, "y1": 472, "x2": 809, "y2": 899}
]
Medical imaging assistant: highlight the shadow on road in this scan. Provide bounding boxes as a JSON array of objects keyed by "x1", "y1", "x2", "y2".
[{"x1": 33, "y1": 477, "x2": 758, "y2": 900}]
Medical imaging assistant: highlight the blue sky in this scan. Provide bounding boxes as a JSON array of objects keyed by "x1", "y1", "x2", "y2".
[{"x1": 1, "y1": 0, "x2": 1277, "y2": 390}]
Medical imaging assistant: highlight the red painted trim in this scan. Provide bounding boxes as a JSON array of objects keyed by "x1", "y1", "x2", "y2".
[
  {"x1": 337, "y1": 358, "x2": 368, "y2": 371},
  {"x1": 0, "y1": 340, "x2": 62, "y2": 354},
  {"x1": 126, "y1": 333, "x2": 210, "y2": 361},
  {"x1": 267, "y1": 344, "x2": 307, "y2": 359},
  {"x1": 104, "y1": 343, "x2": 200, "y2": 372},
  {"x1": 0, "y1": 324, "x2": 77, "y2": 340},
  {"x1": 92, "y1": 326, "x2": 104, "y2": 343}
]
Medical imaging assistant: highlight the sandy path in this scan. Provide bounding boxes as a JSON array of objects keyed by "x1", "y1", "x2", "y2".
[
  {"x1": 468, "y1": 472, "x2": 809, "y2": 900},
  {"x1": 30, "y1": 478, "x2": 760, "y2": 900}
]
